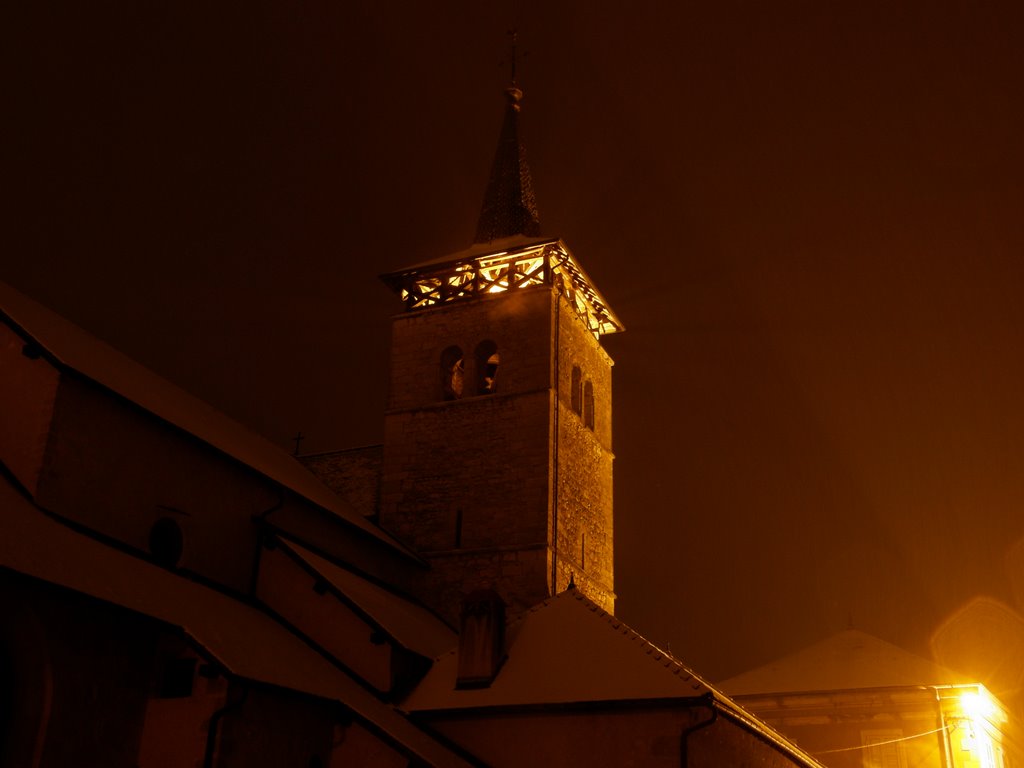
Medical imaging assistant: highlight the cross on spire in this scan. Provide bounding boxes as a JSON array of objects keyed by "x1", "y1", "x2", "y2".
[{"x1": 508, "y1": 29, "x2": 519, "y2": 87}]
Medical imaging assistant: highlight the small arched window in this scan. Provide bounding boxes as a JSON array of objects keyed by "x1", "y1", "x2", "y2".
[
  {"x1": 440, "y1": 346, "x2": 464, "y2": 400},
  {"x1": 570, "y1": 366, "x2": 582, "y2": 414},
  {"x1": 583, "y1": 381, "x2": 595, "y2": 430},
  {"x1": 475, "y1": 340, "x2": 499, "y2": 395}
]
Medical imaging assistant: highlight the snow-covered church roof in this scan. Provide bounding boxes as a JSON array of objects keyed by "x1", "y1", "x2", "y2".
[
  {"x1": 0, "y1": 280, "x2": 409, "y2": 556},
  {"x1": 404, "y1": 588, "x2": 716, "y2": 711}
]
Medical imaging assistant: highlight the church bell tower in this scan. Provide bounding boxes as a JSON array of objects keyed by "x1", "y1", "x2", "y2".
[{"x1": 379, "y1": 72, "x2": 623, "y2": 622}]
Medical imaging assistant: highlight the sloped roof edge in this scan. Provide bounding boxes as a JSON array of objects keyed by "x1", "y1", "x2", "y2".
[
  {"x1": 403, "y1": 589, "x2": 824, "y2": 766},
  {"x1": 0, "y1": 280, "x2": 411, "y2": 559},
  {"x1": 718, "y1": 629, "x2": 973, "y2": 696},
  {"x1": 0, "y1": 476, "x2": 474, "y2": 768},
  {"x1": 381, "y1": 235, "x2": 560, "y2": 284},
  {"x1": 282, "y1": 539, "x2": 456, "y2": 659}
]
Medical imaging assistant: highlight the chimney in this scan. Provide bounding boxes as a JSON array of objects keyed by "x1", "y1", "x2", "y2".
[{"x1": 456, "y1": 590, "x2": 507, "y2": 689}]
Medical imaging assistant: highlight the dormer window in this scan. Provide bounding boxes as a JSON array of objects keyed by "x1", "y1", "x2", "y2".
[{"x1": 441, "y1": 346, "x2": 464, "y2": 400}]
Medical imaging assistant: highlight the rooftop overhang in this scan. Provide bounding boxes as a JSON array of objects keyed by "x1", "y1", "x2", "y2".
[{"x1": 381, "y1": 236, "x2": 624, "y2": 337}]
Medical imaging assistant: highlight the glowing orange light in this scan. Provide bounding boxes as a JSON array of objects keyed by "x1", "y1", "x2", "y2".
[{"x1": 960, "y1": 691, "x2": 995, "y2": 721}]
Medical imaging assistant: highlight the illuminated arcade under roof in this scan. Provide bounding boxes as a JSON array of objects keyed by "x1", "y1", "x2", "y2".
[
  {"x1": 381, "y1": 235, "x2": 624, "y2": 337},
  {"x1": 383, "y1": 57, "x2": 621, "y2": 338}
]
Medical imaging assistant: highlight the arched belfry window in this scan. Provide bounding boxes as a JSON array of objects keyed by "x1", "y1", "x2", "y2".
[
  {"x1": 570, "y1": 366, "x2": 582, "y2": 415},
  {"x1": 441, "y1": 346, "x2": 464, "y2": 400},
  {"x1": 475, "y1": 340, "x2": 499, "y2": 395},
  {"x1": 583, "y1": 381, "x2": 595, "y2": 430}
]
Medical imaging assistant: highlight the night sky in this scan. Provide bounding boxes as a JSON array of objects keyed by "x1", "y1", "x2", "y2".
[{"x1": 8, "y1": 2, "x2": 1024, "y2": 692}]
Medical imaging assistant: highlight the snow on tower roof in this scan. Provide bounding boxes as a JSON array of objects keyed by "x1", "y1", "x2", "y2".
[{"x1": 0, "y1": 280, "x2": 412, "y2": 557}]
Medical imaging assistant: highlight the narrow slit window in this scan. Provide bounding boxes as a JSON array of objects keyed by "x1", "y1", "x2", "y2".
[
  {"x1": 475, "y1": 340, "x2": 499, "y2": 395},
  {"x1": 583, "y1": 381, "x2": 595, "y2": 430},
  {"x1": 441, "y1": 346, "x2": 464, "y2": 400},
  {"x1": 571, "y1": 366, "x2": 582, "y2": 414}
]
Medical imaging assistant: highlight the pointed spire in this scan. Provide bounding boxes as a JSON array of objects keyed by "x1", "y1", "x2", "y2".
[{"x1": 473, "y1": 32, "x2": 541, "y2": 243}]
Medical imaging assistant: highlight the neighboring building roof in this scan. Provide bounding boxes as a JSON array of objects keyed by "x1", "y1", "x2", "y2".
[
  {"x1": 474, "y1": 82, "x2": 541, "y2": 243},
  {"x1": 0, "y1": 476, "x2": 474, "y2": 768},
  {"x1": 403, "y1": 589, "x2": 825, "y2": 766},
  {"x1": 402, "y1": 588, "x2": 714, "y2": 711},
  {"x1": 719, "y1": 629, "x2": 972, "y2": 696},
  {"x1": 285, "y1": 540, "x2": 456, "y2": 659},
  {"x1": 0, "y1": 280, "x2": 410, "y2": 557}
]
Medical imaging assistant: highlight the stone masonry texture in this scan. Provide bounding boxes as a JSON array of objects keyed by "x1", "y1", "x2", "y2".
[{"x1": 380, "y1": 282, "x2": 615, "y2": 623}]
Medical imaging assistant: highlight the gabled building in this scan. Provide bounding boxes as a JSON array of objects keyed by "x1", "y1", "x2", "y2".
[
  {"x1": 403, "y1": 588, "x2": 828, "y2": 768},
  {"x1": 719, "y1": 629, "x2": 1021, "y2": 768},
  {"x1": 0, "y1": 278, "x2": 473, "y2": 767},
  {"x1": 1, "y1": 71, "x2": 830, "y2": 767}
]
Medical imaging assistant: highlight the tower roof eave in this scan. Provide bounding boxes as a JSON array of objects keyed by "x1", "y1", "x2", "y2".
[
  {"x1": 382, "y1": 235, "x2": 559, "y2": 282},
  {"x1": 380, "y1": 236, "x2": 624, "y2": 336}
]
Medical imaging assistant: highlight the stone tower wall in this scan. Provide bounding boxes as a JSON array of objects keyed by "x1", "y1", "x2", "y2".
[
  {"x1": 380, "y1": 279, "x2": 616, "y2": 621},
  {"x1": 552, "y1": 292, "x2": 615, "y2": 612},
  {"x1": 380, "y1": 287, "x2": 556, "y2": 620}
]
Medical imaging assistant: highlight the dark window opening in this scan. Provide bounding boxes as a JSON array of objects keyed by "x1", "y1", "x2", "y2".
[
  {"x1": 158, "y1": 658, "x2": 196, "y2": 699},
  {"x1": 570, "y1": 366, "x2": 582, "y2": 414},
  {"x1": 149, "y1": 517, "x2": 183, "y2": 568},
  {"x1": 583, "y1": 381, "x2": 595, "y2": 430},
  {"x1": 198, "y1": 664, "x2": 220, "y2": 679},
  {"x1": 440, "y1": 346, "x2": 464, "y2": 400},
  {"x1": 475, "y1": 340, "x2": 499, "y2": 395}
]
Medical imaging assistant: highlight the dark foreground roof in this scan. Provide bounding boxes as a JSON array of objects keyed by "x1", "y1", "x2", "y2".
[
  {"x1": 0, "y1": 476, "x2": 474, "y2": 768},
  {"x1": 0, "y1": 280, "x2": 410, "y2": 558},
  {"x1": 285, "y1": 539, "x2": 456, "y2": 659}
]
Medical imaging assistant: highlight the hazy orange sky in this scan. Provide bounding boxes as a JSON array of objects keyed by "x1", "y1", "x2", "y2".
[{"x1": 8, "y1": 1, "x2": 1024, "y2": 686}]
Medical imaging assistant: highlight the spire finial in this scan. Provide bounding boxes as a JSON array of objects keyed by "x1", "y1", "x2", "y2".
[
  {"x1": 508, "y1": 29, "x2": 518, "y2": 85},
  {"x1": 473, "y1": 32, "x2": 540, "y2": 243},
  {"x1": 505, "y1": 29, "x2": 523, "y2": 112}
]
